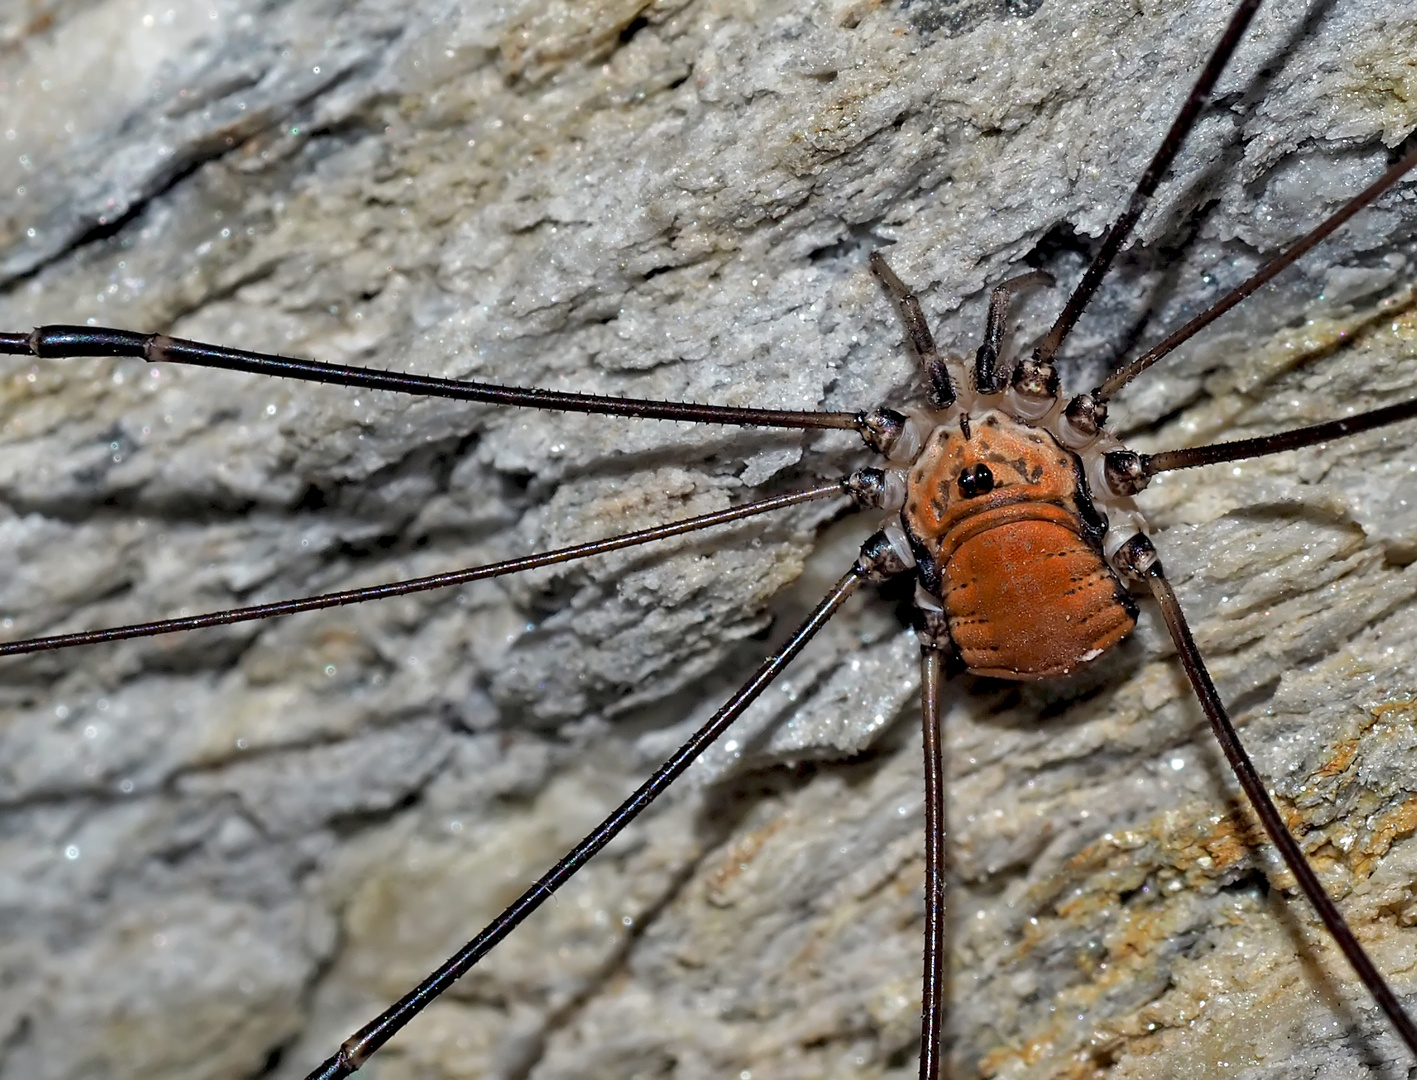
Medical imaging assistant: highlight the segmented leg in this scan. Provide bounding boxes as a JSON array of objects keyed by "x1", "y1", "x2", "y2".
[
  {"x1": 1113, "y1": 536, "x2": 1417, "y2": 1057},
  {"x1": 973, "y1": 270, "x2": 1054, "y2": 394},
  {"x1": 917, "y1": 613, "x2": 953, "y2": 1080},
  {"x1": 0, "y1": 327, "x2": 859, "y2": 431},
  {"x1": 870, "y1": 251, "x2": 956, "y2": 409},
  {"x1": 0, "y1": 478, "x2": 875, "y2": 655},
  {"x1": 1030, "y1": 0, "x2": 1264, "y2": 367},
  {"x1": 1094, "y1": 394, "x2": 1417, "y2": 497},
  {"x1": 1093, "y1": 145, "x2": 1417, "y2": 404},
  {"x1": 303, "y1": 529, "x2": 917, "y2": 1080}
]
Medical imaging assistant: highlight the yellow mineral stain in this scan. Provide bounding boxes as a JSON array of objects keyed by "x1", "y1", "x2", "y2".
[
  {"x1": 705, "y1": 814, "x2": 789, "y2": 904},
  {"x1": 1352, "y1": 794, "x2": 1417, "y2": 878},
  {"x1": 1340, "y1": 35, "x2": 1417, "y2": 144},
  {"x1": 1314, "y1": 738, "x2": 1358, "y2": 779},
  {"x1": 1370, "y1": 696, "x2": 1417, "y2": 721},
  {"x1": 500, "y1": 0, "x2": 655, "y2": 85}
]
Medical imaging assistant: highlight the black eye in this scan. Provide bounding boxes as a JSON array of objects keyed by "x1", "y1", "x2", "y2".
[{"x1": 957, "y1": 463, "x2": 995, "y2": 498}]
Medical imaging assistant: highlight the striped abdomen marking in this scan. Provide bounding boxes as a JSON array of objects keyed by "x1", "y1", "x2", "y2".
[{"x1": 941, "y1": 506, "x2": 1135, "y2": 679}]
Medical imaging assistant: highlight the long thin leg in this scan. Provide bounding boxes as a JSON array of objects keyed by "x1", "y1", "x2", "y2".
[
  {"x1": 0, "y1": 478, "x2": 866, "y2": 656},
  {"x1": 1116, "y1": 536, "x2": 1417, "y2": 1056},
  {"x1": 918, "y1": 636, "x2": 949, "y2": 1080},
  {"x1": 1095, "y1": 396, "x2": 1417, "y2": 496},
  {"x1": 304, "y1": 529, "x2": 916, "y2": 1080},
  {"x1": 1145, "y1": 396, "x2": 1417, "y2": 472},
  {"x1": 1030, "y1": 0, "x2": 1263, "y2": 368},
  {"x1": 869, "y1": 251, "x2": 956, "y2": 409},
  {"x1": 0, "y1": 327, "x2": 860, "y2": 431},
  {"x1": 304, "y1": 566, "x2": 865, "y2": 1080},
  {"x1": 972, "y1": 271, "x2": 1054, "y2": 394},
  {"x1": 1093, "y1": 144, "x2": 1417, "y2": 403}
]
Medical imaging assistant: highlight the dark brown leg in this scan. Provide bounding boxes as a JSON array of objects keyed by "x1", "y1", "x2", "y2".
[
  {"x1": 917, "y1": 621, "x2": 951, "y2": 1080},
  {"x1": 1113, "y1": 535, "x2": 1417, "y2": 1057},
  {"x1": 0, "y1": 326, "x2": 859, "y2": 431},
  {"x1": 973, "y1": 271, "x2": 1054, "y2": 394},
  {"x1": 0, "y1": 476, "x2": 883, "y2": 656},
  {"x1": 1095, "y1": 395, "x2": 1417, "y2": 497},
  {"x1": 870, "y1": 251, "x2": 957, "y2": 409},
  {"x1": 303, "y1": 564, "x2": 868, "y2": 1080},
  {"x1": 301, "y1": 529, "x2": 916, "y2": 1079},
  {"x1": 1093, "y1": 145, "x2": 1417, "y2": 404},
  {"x1": 1031, "y1": 0, "x2": 1264, "y2": 368}
]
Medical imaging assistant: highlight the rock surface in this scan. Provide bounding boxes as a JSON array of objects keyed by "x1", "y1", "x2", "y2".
[{"x1": 1, "y1": 1, "x2": 1416, "y2": 1078}]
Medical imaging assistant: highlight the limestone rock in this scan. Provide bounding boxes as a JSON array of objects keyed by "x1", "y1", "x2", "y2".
[{"x1": 1, "y1": 1, "x2": 1416, "y2": 1078}]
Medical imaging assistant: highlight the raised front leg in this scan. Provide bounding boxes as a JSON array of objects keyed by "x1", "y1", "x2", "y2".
[
  {"x1": 973, "y1": 270, "x2": 1054, "y2": 394},
  {"x1": 871, "y1": 251, "x2": 956, "y2": 409}
]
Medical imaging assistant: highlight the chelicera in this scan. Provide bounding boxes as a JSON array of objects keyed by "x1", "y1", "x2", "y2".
[{"x1": 3, "y1": 1, "x2": 1417, "y2": 1077}]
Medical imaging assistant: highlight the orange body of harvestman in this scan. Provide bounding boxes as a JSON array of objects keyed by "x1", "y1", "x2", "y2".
[{"x1": 900, "y1": 405, "x2": 1137, "y2": 681}]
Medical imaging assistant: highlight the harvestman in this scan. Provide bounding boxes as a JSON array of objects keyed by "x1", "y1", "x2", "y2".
[{"x1": 4, "y1": 0, "x2": 1417, "y2": 1075}]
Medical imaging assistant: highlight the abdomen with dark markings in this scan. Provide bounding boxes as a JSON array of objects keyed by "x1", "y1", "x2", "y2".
[{"x1": 902, "y1": 409, "x2": 1138, "y2": 680}]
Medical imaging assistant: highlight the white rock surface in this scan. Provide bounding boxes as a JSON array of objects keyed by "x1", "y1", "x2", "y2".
[{"x1": 0, "y1": 1, "x2": 1415, "y2": 1078}]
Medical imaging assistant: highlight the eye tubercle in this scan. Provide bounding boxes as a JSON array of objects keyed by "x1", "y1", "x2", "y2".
[{"x1": 958, "y1": 463, "x2": 995, "y2": 499}]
